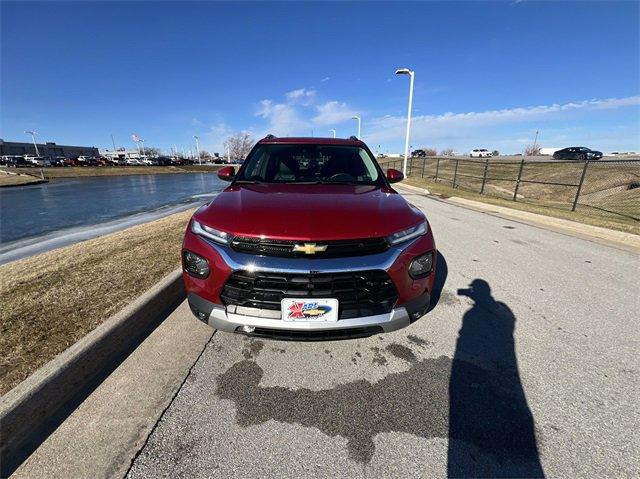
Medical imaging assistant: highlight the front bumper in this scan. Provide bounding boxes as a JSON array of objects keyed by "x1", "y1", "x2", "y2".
[
  {"x1": 188, "y1": 290, "x2": 430, "y2": 339},
  {"x1": 182, "y1": 230, "x2": 436, "y2": 337}
]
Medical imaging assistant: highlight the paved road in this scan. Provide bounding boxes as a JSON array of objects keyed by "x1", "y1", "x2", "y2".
[{"x1": 123, "y1": 191, "x2": 639, "y2": 478}]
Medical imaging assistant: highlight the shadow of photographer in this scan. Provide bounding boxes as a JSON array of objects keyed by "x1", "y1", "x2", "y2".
[{"x1": 447, "y1": 279, "x2": 545, "y2": 478}]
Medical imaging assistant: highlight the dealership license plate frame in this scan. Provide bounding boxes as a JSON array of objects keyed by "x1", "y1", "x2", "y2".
[{"x1": 281, "y1": 298, "x2": 339, "y2": 322}]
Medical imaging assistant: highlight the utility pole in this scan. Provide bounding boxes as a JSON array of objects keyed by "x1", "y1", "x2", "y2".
[
  {"x1": 396, "y1": 68, "x2": 415, "y2": 177},
  {"x1": 351, "y1": 116, "x2": 361, "y2": 139},
  {"x1": 111, "y1": 134, "x2": 116, "y2": 151},
  {"x1": 533, "y1": 130, "x2": 539, "y2": 151},
  {"x1": 24, "y1": 130, "x2": 40, "y2": 156},
  {"x1": 194, "y1": 135, "x2": 201, "y2": 165},
  {"x1": 329, "y1": 129, "x2": 336, "y2": 138}
]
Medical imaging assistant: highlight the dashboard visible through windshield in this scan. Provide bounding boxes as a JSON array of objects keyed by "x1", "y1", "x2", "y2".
[{"x1": 235, "y1": 144, "x2": 384, "y2": 185}]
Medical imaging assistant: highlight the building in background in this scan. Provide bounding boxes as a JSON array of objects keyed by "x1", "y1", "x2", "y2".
[
  {"x1": 99, "y1": 149, "x2": 143, "y2": 160},
  {"x1": 0, "y1": 139, "x2": 99, "y2": 158}
]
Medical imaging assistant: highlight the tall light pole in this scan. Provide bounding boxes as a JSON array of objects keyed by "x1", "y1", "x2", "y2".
[
  {"x1": 194, "y1": 135, "x2": 201, "y2": 165},
  {"x1": 140, "y1": 139, "x2": 146, "y2": 157},
  {"x1": 329, "y1": 129, "x2": 336, "y2": 138},
  {"x1": 351, "y1": 116, "x2": 361, "y2": 139},
  {"x1": 396, "y1": 68, "x2": 415, "y2": 176},
  {"x1": 25, "y1": 130, "x2": 40, "y2": 156}
]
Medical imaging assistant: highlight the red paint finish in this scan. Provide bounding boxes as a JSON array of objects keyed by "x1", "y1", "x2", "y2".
[
  {"x1": 193, "y1": 184, "x2": 424, "y2": 241},
  {"x1": 386, "y1": 168, "x2": 404, "y2": 183}
]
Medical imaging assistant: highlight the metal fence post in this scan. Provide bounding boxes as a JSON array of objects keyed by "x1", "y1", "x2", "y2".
[
  {"x1": 513, "y1": 159, "x2": 525, "y2": 201},
  {"x1": 480, "y1": 158, "x2": 489, "y2": 194},
  {"x1": 435, "y1": 158, "x2": 440, "y2": 182},
  {"x1": 421, "y1": 157, "x2": 426, "y2": 177},
  {"x1": 453, "y1": 159, "x2": 459, "y2": 188},
  {"x1": 572, "y1": 160, "x2": 590, "y2": 211},
  {"x1": 410, "y1": 157, "x2": 414, "y2": 176}
]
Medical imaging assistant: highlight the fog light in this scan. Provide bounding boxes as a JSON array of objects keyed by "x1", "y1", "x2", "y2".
[
  {"x1": 183, "y1": 250, "x2": 210, "y2": 279},
  {"x1": 409, "y1": 252, "x2": 433, "y2": 279}
]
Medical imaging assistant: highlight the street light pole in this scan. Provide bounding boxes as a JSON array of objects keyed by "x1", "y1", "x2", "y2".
[
  {"x1": 351, "y1": 116, "x2": 361, "y2": 139},
  {"x1": 25, "y1": 130, "x2": 40, "y2": 156},
  {"x1": 396, "y1": 68, "x2": 415, "y2": 177},
  {"x1": 194, "y1": 135, "x2": 201, "y2": 165},
  {"x1": 140, "y1": 139, "x2": 146, "y2": 157},
  {"x1": 329, "y1": 129, "x2": 336, "y2": 138}
]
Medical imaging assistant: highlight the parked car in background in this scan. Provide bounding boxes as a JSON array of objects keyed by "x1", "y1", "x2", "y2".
[
  {"x1": 4, "y1": 156, "x2": 34, "y2": 167},
  {"x1": 469, "y1": 149, "x2": 492, "y2": 158},
  {"x1": 63, "y1": 158, "x2": 80, "y2": 167},
  {"x1": 553, "y1": 147, "x2": 603, "y2": 161},
  {"x1": 125, "y1": 158, "x2": 143, "y2": 166},
  {"x1": 50, "y1": 157, "x2": 66, "y2": 167},
  {"x1": 25, "y1": 156, "x2": 51, "y2": 167},
  {"x1": 411, "y1": 149, "x2": 426, "y2": 157}
]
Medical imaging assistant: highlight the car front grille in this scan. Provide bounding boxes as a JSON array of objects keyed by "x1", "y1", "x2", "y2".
[
  {"x1": 229, "y1": 236, "x2": 389, "y2": 258},
  {"x1": 220, "y1": 270, "x2": 398, "y2": 320}
]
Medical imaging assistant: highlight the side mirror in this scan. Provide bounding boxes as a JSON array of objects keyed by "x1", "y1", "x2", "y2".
[
  {"x1": 217, "y1": 166, "x2": 236, "y2": 182},
  {"x1": 386, "y1": 168, "x2": 404, "y2": 184}
]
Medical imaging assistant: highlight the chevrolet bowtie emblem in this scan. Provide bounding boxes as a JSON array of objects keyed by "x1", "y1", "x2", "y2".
[{"x1": 292, "y1": 243, "x2": 328, "y2": 255}]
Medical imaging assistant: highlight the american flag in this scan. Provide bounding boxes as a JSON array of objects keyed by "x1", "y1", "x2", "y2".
[{"x1": 131, "y1": 134, "x2": 140, "y2": 142}]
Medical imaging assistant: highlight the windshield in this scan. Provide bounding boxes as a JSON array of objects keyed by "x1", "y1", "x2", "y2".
[{"x1": 235, "y1": 144, "x2": 383, "y2": 185}]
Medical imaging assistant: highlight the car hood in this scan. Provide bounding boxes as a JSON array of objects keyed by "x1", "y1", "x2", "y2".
[{"x1": 194, "y1": 184, "x2": 425, "y2": 240}]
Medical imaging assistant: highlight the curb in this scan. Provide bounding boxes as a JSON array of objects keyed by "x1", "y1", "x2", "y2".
[{"x1": 0, "y1": 268, "x2": 185, "y2": 477}]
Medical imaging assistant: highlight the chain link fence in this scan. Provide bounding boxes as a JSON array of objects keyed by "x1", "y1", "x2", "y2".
[{"x1": 383, "y1": 157, "x2": 640, "y2": 225}]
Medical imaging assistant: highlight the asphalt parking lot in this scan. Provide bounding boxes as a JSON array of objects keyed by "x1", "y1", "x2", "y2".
[{"x1": 125, "y1": 192, "x2": 638, "y2": 478}]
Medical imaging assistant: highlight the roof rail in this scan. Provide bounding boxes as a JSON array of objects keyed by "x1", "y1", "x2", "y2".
[
  {"x1": 349, "y1": 136, "x2": 359, "y2": 141},
  {"x1": 263, "y1": 134, "x2": 276, "y2": 140}
]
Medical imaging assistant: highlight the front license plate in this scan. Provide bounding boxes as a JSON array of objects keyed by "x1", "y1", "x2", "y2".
[{"x1": 281, "y1": 298, "x2": 339, "y2": 322}]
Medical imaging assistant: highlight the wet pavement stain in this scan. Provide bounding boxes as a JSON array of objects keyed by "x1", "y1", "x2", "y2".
[
  {"x1": 503, "y1": 226, "x2": 516, "y2": 229},
  {"x1": 384, "y1": 343, "x2": 417, "y2": 363},
  {"x1": 242, "y1": 339, "x2": 264, "y2": 360},
  {"x1": 370, "y1": 347, "x2": 388, "y2": 366},
  {"x1": 216, "y1": 356, "x2": 543, "y2": 469},
  {"x1": 407, "y1": 335, "x2": 431, "y2": 348}
]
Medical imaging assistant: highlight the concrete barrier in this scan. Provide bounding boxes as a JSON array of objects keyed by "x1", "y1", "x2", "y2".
[{"x1": 0, "y1": 268, "x2": 185, "y2": 477}]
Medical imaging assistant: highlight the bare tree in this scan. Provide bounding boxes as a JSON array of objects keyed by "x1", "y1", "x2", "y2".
[
  {"x1": 423, "y1": 148, "x2": 438, "y2": 156},
  {"x1": 224, "y1": 132, "x2": 255, "y2": 160},
  {"x1": 440, "y1": 148, "x2": 455, "y2": 156},
  {"x1": 199, "y1": 149, "x2": 211, "y2": 159},
  {"x1": 524, "y1": 144, "x2": 541, "y2": 156},
  {"x1": 142, "y1": 146, "x2": 161, "y2": 157}
]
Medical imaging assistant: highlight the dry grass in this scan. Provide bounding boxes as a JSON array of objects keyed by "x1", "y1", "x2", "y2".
[
  {"x1": 402, "y1": 177, "x2": 640, "y2": 235},
  {"x1": 392, "y1": 157, "x2": 640, "y2": 231},
  {"x1": 0, "y1": 172, "x2": 46, "y2": 187},
  {"x1": 0, "y1": 209, "x2": 195, "y2": 395}
]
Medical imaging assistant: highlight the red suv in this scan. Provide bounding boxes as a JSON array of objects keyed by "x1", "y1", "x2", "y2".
[{"x1": 182, "y1": 136, "x2": 436, "y2": 339}]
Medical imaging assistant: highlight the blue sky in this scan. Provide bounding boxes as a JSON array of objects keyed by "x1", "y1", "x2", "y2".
[{"x1": 1, "y1": 1, "x2": 638, "y2": 154}]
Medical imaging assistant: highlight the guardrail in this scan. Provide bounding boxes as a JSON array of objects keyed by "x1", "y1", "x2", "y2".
[{"x1": 384, "y1": 157, "x2": 640, "y2": 224}]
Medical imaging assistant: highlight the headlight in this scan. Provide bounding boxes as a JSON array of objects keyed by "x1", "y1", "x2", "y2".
[
  {"x1": 183, "y1": 250, "x2": 210, "y2": 278},
  {"x1": 191, "y1": 219, "x2": 230, "y2": 244},
  {"x1": 387, "y1": 220, "x2": 428, "y2": 245},
  {"x1": 409, "y1": 251, "x2": 434, "y2": 279}
]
